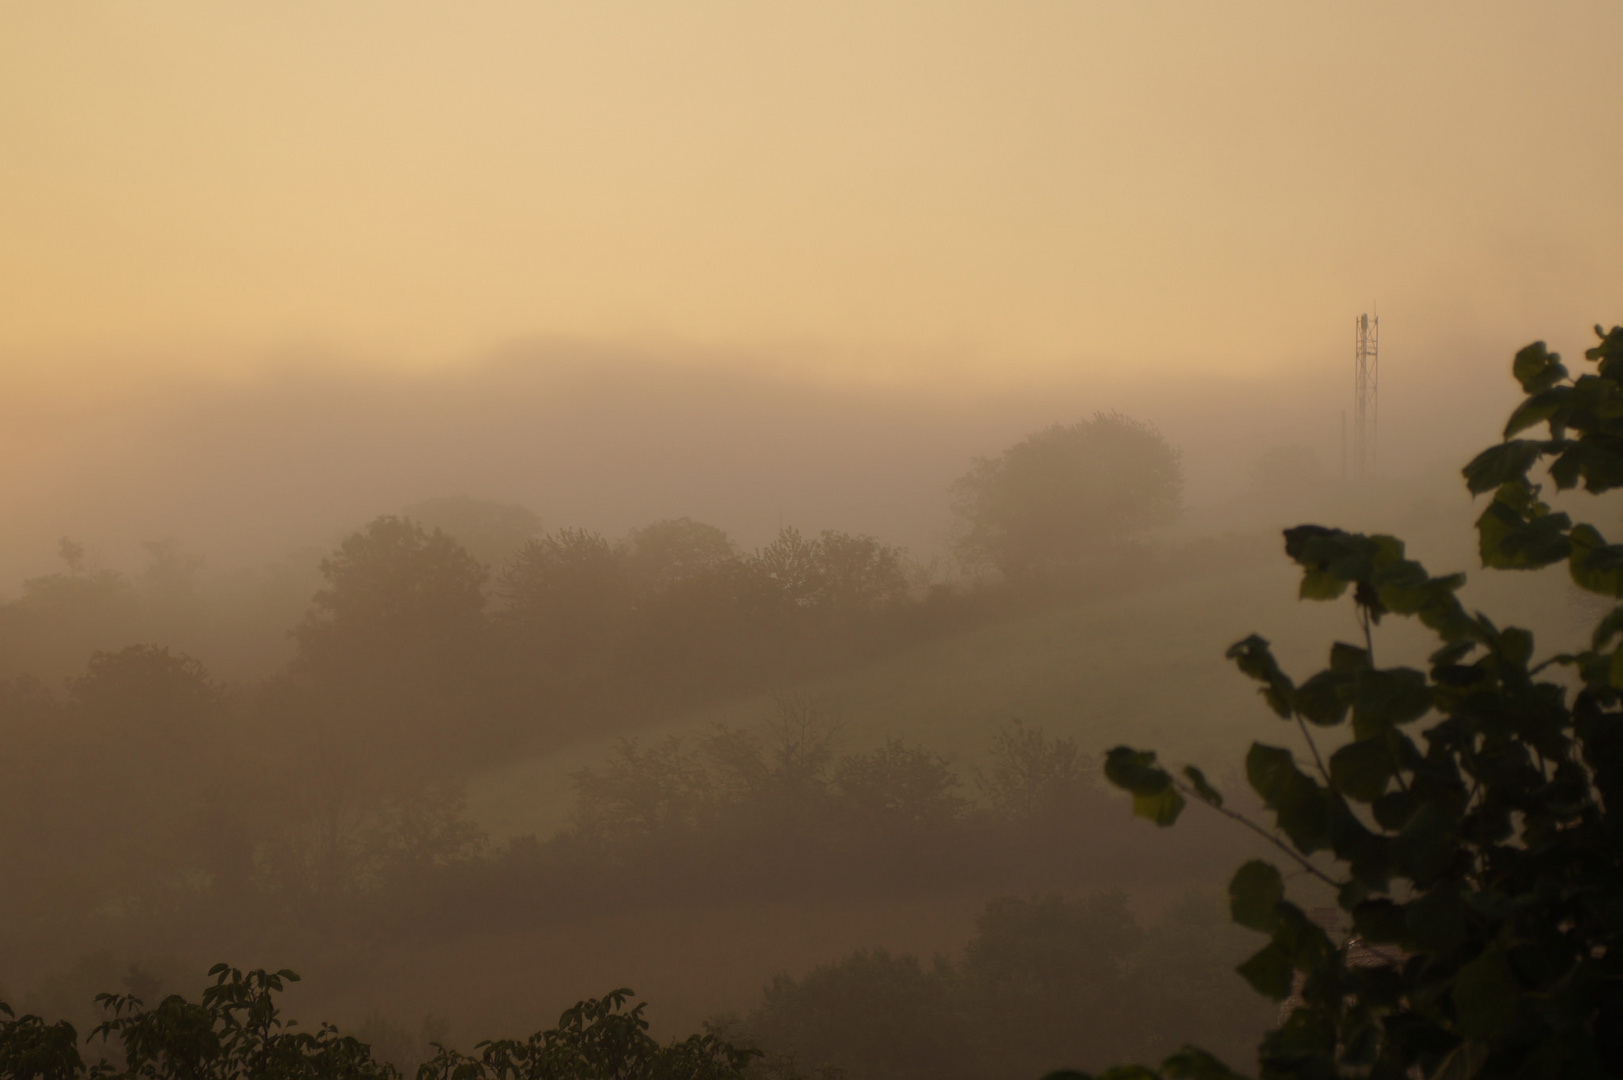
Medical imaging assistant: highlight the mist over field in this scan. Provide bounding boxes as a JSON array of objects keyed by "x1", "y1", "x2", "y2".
[
  {"x1": 0, "y1": 335, "x2": 1599, "y2": 1077},
  {"x1": 4, "y1": 3, "x2": 1623, "y2": 1078},
  {"x1": 0, "y1": 332, "x2": 1528, "y2": 590}
]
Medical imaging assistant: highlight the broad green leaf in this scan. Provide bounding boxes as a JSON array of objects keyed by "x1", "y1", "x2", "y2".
[
  {"x1": 1475, "y1": 500, "x2": 1571, "y2": 570},
  {"x1": 1104, "y1": 747, "x2": 1171, "y2": 796},
  {"x1": 1462, "y1": 440, "x2": 1543, "y2": 493},
  {"x1": 1372, "y1": 788, "x2": 1419, "y2": 831},
  {"x1": 1588, "y1": 324, "x2": 1623, "y2": 379},
  {"x1": 1430, "y1": 638, "x2": 1477, "y2": 668},
  {"x1": 1494, "y1": 625, "x2": 1535, "y2": 668},
  {"x1": 1501, "y1": 388, "x2": 1570, "y2": 438},
  {"x1": 1405, "y1": 884, "x2": 1469, "y2": 952},
  {"x1": 1511, "y1": 340, "x2": 1566, "y2": 394},
  {"x1": 1298, "y1": 568, "x2": 1348, "y2": 601},
  {"x1": 1589, "y1": 605, "x2": 1623, "y2": 651},
  {"x1": 1351, "y1": 668, "x2": 1431, "y2": 738},
  {"x1": 1351, "y1": 899, "x2": 1407, "y2": 945},
  {"x1": 1548, "y1": 439, "x2": 1623, "y2": 493},
  {"x1": 1283, "y1": 526, "x2": 1379, "y2": 599},
  {"x1": 1159, "y1": 1048, "x2": 1247, "y2": 1080},
  {"x1": 1293, "y1": 670, "x2": 1349, "y2": 726},
  {"x1": 1391, "y1": 801, "x2": 1458, "y2": 884},
  {"x1": 1132, "y1": 784, "x2": 1186, "y2": 827},
  {"x1": 1452, "y1": 948, "x2": 1520, "y2": 1041},
  {"x1": 1328, "y1": 642, "x2": 1372, "y2": 673},
  {"x1": 1228, "y1": 860, "x2": 1284, "y2": 932},
  {"x1": 1246, "y1": 743, "x2": 1330, "y2": 853},
  {"x1": 1272, "y1": 902, "x2": 1335, "y2": 968},
  {"x1": 1329, "y1": 738, "x2": 1393, "y2": 802},
  {"x1": 1236, "y1": 942, "x2": 1295, "y2": 1001},
  {"x1": 1567, "y1": 523, "x2": 1623, "y2": 597},
  {"x1": 1104, "y1": 747, "x2": 1186, "y2": 826},
  {"x1": 1225, "y1": 635, "x2": 1294, "y2": 718}
]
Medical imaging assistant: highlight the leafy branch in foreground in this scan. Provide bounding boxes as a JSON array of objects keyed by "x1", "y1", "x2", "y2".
[
  {"x1": 1088, "y1": 325, "x2": 1623, "y2": 1080},
  {"x1": 0, "y1": 966, "x2": 756, "y2": 1080}
]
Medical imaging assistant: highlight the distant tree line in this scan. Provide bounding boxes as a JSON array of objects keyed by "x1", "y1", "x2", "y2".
[
  {"x1": 0, "y1": 413, "x2": 1205, "y2": 1075},
  {"x1": 0, "y1": 881, "x2": 1271, "y2": 1080},
  {"x1": 0, "y1": 629, "x2": 1260, "y2": 969},
  {"x1": 726, "y1": 889, "x2": 1271, "y2": 1079}
]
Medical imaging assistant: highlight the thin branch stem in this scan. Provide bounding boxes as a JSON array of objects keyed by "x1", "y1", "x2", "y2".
[
  {"x1": 1174, "y1": 779, "x2": 1347, "y2": 891},
  {"x1": 1295, "y1": 714, "x2": 1332, "y2": 785}
]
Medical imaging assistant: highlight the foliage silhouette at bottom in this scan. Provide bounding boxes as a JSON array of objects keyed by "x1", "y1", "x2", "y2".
[{"x1": 0, "y1": 965, "x2": 755, "y2": 1080}]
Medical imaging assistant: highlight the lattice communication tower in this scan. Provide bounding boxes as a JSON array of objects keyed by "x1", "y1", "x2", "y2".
[{"x1": 1354, "y1": 312, "x2": 1379, "y2": 478}]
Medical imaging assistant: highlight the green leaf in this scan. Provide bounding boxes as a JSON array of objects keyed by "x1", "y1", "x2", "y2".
[
  {"x1": 1548, "y1": 439, "x2": 1623, "y2": 493},
  {"x1": 1352, "y1": 899, "x2": 1407, "y2": 945},
  {"x1": 1293, "y1": 670, "x2": 1350, "y2": 726},
  {"x1": 1511, "y1": 340, "x2": 1566, "y2": 394},
  {"x1": 1272, "y1": 902, "x2": 1336, "y2": 968},
  {"x1": 1236, "y1": 942, "x2": 1295, "y2": 1001},
  {"x1": 1607, "y1": 645, "x2": 1623, "y2": 691},
  {"x1": 1589, "y1": 605, "x2": 1623, "y2": 651},
  {"x1": 1104, "y1": 747, "x2": 1186, "y2": 826},
  {"x1": 1430, "y1": 638, "x2": 1477, "y2": 668},
  {"x1": 1183, "y1": 765, "x2": 1222, "y2": 807},
  {"x1": 1351, "y1": 668, "x2": 1431, "y2": 738},
  {"x1": 1298, "y1": 568, "x2": 1348, "y2": 601},
  {"x1": 1104, "y1": 747, "x2": 1171, "y2": 796},
  {"x1": 1567, "y1": 523, "x2": 1623, "y2": 597},
  {"x1": 1329, "y1": 738, "x2": 1393, "y2": 802},
  {"x1": 1462, "y1": 440, "x2": 1543, "y2": 493},
  {"x1": 1159, "y1": 1047, "x2": 1247, "y2": 1080},
  {"x1": 1475, "y1": 499, "x2": 1571, "y2": 570},
  {"x1": 1452, "y1": 948, "x2": 1520, "y2": 1041},
  {"x1": 1501, "y1": 389, "x2": 1570, "y2": 438},
  {"x1": 1229, "y1": 860, "x2": 1284, "y2": 932},
  {"x1": 1283, "y1": 526, "x2": 1372, "y2": 599},
  {"x1": 1328, "y1": 642, "x2": 1371, "y2": 673},
  {"x1": 1224, "y1": 635, "x2": 1295, "y2": 718},
  {"x1": 1405, "y1": 884, "x2": 1469, "y2": 952},
  {"x1": 1588, "y1": 324, "x2": 1623, "y2": 378},
  {"x1": 1133, "y1": 784, "x2": 1186, "y2": 826},
  {"x1": 1246, "y1": 743, "x2": 1330, "y2": 853},
  {"x1": 1494, "y1": 625, "x2": 1534, "y2": 668},
  {"x1": 1390, "y1": 801, "x2": 1458, "y2": 884}
]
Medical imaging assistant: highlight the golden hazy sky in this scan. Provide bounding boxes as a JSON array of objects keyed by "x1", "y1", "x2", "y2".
[{"x1": 3, "y1": 2, "x2": 1620, "y2": 382}]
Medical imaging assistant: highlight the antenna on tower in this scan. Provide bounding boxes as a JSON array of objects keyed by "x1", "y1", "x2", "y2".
[{"x1": 1354, "y1": 309, "x2": 1379, "y2": 478}]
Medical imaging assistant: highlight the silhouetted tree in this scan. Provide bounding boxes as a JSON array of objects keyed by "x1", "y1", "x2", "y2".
[
  {"x1": 952, "y1": 412, "x2": 1183, "y2": 577},
  {"x1": 747, "y1": 528, "x2": 826, "y2": 612},
  {"x1": 833, "y1": 739, "x2": 966, "y2": 835},
  {"x1": 813, "y1": 530, "x2": 910, "y2": 615},
  {"x1": 621, "y1": 517, "x2": 737, "y2": 590},
  {"x1": 295, "y1": 516, "x2": 487, "y2": 681},
  {"x1": 497, "y1": 528, "x2": 630, "y2": 668}
]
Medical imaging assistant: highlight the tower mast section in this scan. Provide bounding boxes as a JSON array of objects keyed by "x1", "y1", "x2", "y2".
[{"x1": 1354, "y1": 312, "x2": 1379, "y2": 478}]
